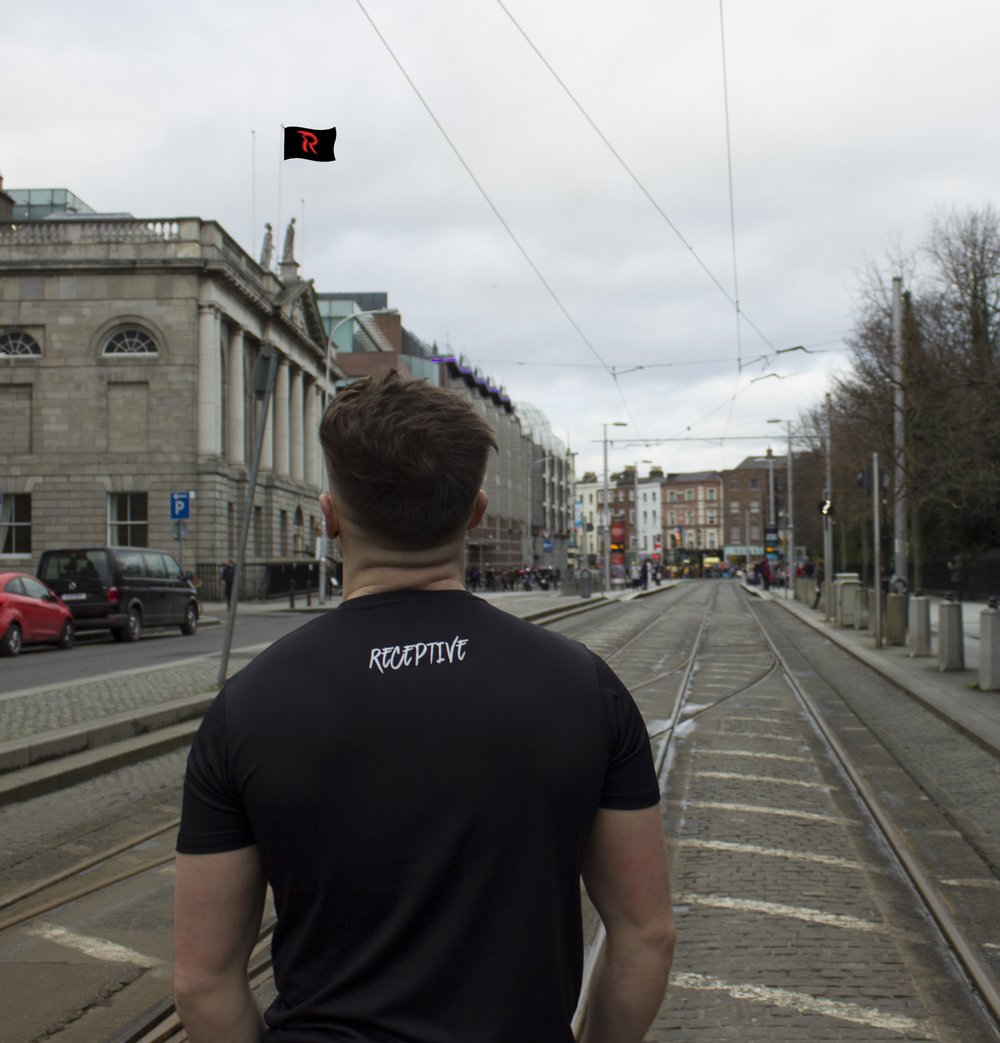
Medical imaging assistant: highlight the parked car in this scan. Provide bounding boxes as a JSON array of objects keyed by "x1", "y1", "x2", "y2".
[
  {"x1": 36, "y1": 547, "x2": 199, "y2": 642},
  {"x1": 0, "y1": 571, "x2": 75, "y2": 656}
]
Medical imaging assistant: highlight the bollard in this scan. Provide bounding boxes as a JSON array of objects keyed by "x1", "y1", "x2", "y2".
[
  {"x1": 855, "y1": 587, "x2": 870, "y2": 631},
  {"x1": 980, "y1": 598, "x2": 1000, "y2": 691},
  {"x1": 937, "y1": 597, "x2": 965, "y2": 671},
  {"x1": 578, "y1": 569, "x2": 592, "y2": 599},
  {"x1": 908, "y1": 593, "x2": 931, "y2": 657},
  {"x1": 885, "y1": 593, "x2": 906, "y2": 646},
  {"x1": 839, "y1": 580, "x2": 860, "y2": 627}
]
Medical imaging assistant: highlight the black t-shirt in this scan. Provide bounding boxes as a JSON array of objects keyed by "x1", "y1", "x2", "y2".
[{"x1": 178, "y1": 589, "x2": 659, "y2": 1043}]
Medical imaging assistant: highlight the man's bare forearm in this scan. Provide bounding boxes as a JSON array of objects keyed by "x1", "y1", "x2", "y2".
[
  {"x1": 577, "y1": 933, "x2": 673, "y2": 1043},
  {"x1": 175, "y1": 978, "x2": 264, "y2": 1043}
]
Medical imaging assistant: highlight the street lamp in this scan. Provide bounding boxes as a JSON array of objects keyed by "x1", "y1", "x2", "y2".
[
  {"x1": 602, "y1": 422, "x2": 628, "y2": 594},
  {"x1": 322, "y1": 308, "x2": 399, "y2": 414},
  {"x1": 526, "y1": 454, "x2": 553, "y2": 565}
]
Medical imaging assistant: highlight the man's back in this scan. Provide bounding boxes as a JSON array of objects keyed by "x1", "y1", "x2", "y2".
[{"x1": 179, "y1": 589, "x2": 658, "y2": 1042}]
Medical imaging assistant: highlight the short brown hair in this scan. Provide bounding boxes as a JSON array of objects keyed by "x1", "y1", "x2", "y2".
[{"x1": 320, "y1": 371, "x2": 499, "y2": 549}]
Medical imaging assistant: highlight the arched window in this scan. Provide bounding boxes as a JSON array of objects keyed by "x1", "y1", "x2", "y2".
[
  {"x1": 103, "y1": 327, "x2": 158, "y2": 355},
  {"x1": 0, "y1": 331, "x2": 41, "y2": 356}
]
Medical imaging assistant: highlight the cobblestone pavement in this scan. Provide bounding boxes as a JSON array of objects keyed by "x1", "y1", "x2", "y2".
[{"x1": 652, "y1": 583, "x2": 996, "y2": 1041}]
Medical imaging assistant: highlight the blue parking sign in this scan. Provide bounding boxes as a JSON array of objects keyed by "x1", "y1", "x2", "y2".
[{"x1": 170, "y1": 491, "x2": 191, "y2": 520}]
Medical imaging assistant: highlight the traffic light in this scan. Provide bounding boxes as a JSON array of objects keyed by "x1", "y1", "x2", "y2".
[{"x1": 818, "y1": 498, "x2": 834, "y2": 516}]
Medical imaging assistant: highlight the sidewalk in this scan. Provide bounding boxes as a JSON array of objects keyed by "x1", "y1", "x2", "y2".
[
  {"x1": 747, "y1": 585, "x2": 1000, "y2": 759},
  {"x1": 0, "y1": 586, "x2": 642, "y2": 804}
]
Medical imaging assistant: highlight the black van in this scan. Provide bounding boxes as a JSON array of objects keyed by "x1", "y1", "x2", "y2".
[{"x1": 36, "y1": 547, "x2": 199, "y2": 642}]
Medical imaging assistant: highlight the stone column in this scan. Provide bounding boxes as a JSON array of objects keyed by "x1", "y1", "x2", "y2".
[
  {"x1": 259, "y1": 345, "x2": 274, "y2": 472},
  {"x1": 290, "y1": 366, "x2": 304, "y2": 482},
  {"x1": 197, "y1": 303, "x2": 221, "y2": 456},
  {"x1": 274, "y1": 357, "x2": 290, "y2": 477},
  {"x1": 304, "y1": 379, "x2": 319, "y2": 488},
  {"x1": 227, "y1": 326, "x2": 246, "y2": 467}
]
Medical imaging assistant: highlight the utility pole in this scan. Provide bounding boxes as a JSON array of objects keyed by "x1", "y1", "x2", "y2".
[
  {"x1": 891, "y1": 276, "x2": 908, "y2": 587},
  {"x1": 823, "y1": 393, "x2": 835, "y2": 621}
]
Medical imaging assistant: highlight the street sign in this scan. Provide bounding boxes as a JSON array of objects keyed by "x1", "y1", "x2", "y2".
[
  {"x1": 543, "y1": 539, "x2": 553, "y2": 552},
  {"x1": 170, "y1": 491, "x2": 191, "y2": 520}
]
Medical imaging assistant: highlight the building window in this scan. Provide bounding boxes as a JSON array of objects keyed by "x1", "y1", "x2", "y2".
[
  {"x1": 0, "y1": 330, "x2": 41, "y2": 357},
  {"x1": 1, "y1": 494, "x2": 31, "y2": 554},
  {"x1": 730, "y1": 526, "x2": 740, "y2": 543},
  {"x1": 750, "y1": 500, "x2": 760, "y2": 513},
  {"x1": 730, "y1": 500, "x2": 740, "y2": 513},
  {"x1": 707, "y1": 488, "x2": 717, "y2": 501},
  {"x1": 103, "y1": 327, "x2": 158, "y2": 355},
  {"x1": 685, "y1": 489, "x2": 695, "y2": 501},
  {"x1": 667, "y1": 491, "x2": 677, "y2": 503},
  {"x1": 729, "y1": 479, "x2": 740, "y2": 490},
  {"x1": 108, "y1": 492, "x2": 148, "y2": 546},
  {"x1": 749, "y1": 478, "x2": 759, "y2": 490},
  {"x1": 686, "y1": 510, "x2": 694, "y2": 524},
  {"x1": 750, "y1": 525, "x2": 761, "y2": 541},
  {"x1": 707, "y1": 510, "x2": 717, "y2": 524}
]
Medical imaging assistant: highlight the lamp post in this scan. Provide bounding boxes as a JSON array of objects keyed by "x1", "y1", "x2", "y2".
[
  {"x1": 318, "y1": 307, "x2": 397, "y2": 602},
  {"x1": 602, "y1": 422, "x2": 628, "y2": 594},
  {"x1": 526, "y1": 454, "x2": 553, "y2": 566},
  {"x1": 322, "y1": 308, "x2": 398, "y2": 415}
]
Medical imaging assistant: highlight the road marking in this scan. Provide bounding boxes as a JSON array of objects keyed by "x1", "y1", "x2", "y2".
[
  {"x1": 687, "y1": 800, "x2": 858, "y2": 825},
  {"x1": 729, "y1": 731, "x2": 801, "y2": 742},
  {"x1": 696, "y1": 770, "x2": 830, "y2": 790},
  {"x1": 676, "y1": 892, "x2": 904, "y2": 936},
  {"x1": 27, "y1": 923, "x2": 160, "y2": 967},
  {"x1": 672, "y1": 972, "x2": 932, "y2": 1036},
  {"x1": 941, "y1": 878, "x2": 1000, "y2": 890},
  {"x1": 701, "y1": 749, "x2": 811, "y2": 763},
  {"x1": 678, "y1": 837, "x2": 874, "y2": 873}
]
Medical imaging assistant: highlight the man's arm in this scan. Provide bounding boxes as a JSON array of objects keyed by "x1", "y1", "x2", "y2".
[
  {"x1": 174, "y1": 847, "x2": 267, "y2": 1043},
  {"x1": 578, "y1": 805, "x2": 675, "y2": 1043}
]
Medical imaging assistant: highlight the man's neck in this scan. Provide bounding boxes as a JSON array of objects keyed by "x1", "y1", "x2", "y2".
[{"x1": 341, "y1": 560, "x2": 467, "y2": 601}]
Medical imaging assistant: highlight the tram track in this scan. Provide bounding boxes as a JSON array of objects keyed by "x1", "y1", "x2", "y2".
[
  {"x1": 653, "y1": 584, "x2": 1000, "y2": 1041},
  {"x1": 744, "y1": 596, "x2": 1000, "y2": 1037}
]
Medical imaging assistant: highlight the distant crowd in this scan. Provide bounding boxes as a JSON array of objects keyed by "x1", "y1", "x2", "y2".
[{"x1": 465, "y1": 565, "x2": 562, "y2": 592}]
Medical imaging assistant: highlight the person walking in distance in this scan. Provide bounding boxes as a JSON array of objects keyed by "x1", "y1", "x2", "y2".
[{"x1": 173, "y1": 371, "x2": 675, "y2": 1043}]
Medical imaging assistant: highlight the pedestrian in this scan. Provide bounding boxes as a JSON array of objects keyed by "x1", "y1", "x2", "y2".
[
  {"x1": 812, "y1": 560, "x2": 825, "y2": 610},
  {"x1": 220, "y1": 559, "x2": 235, "y2": 604},
  {"x1": 173, "y1": 371, "x2": 674, "y2": 1043}
]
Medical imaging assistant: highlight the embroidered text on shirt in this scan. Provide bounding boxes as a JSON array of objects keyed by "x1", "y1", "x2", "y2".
[{"x1": 369, "y1": 636, "x2": 470, "y2": 674}]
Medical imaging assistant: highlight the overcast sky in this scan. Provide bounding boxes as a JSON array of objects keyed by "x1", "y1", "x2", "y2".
[{"x1": 6, "y1": 1, "x2": 998, "y2": 478}]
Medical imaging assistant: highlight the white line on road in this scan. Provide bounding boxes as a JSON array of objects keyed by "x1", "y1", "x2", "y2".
[
  {"x1": 686, "y1": 800, "x2": 858, "y2": 825},
  {"x1": 696, "y1": 770, "x2": 830, "y2": 790},
  {"x1": 676, "y1": 892, "x2": 904, "y2": 936},
  {"x1": 27, "y1": 922, "x2": 161, "y2": 967},
  {"x1": 672, "y1": 972, "x2": 933, "y2": 1036},
  {"x1": 678, "y1": 837, "x2": 874, "y2": 873}
]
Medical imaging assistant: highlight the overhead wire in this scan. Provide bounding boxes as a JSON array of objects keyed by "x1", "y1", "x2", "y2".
[
  {"x1": 496, "y1": 0, "x2": 776, "y2": 357},
  {"x1": 353, "y1": 0, "x2": 640, "y2": 431}
]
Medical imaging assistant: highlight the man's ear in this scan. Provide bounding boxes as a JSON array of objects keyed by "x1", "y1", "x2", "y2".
[
  {"x1": 467, "y1": 490, "x2": 488, "y2": 531},
  {"x1": 319, "y1": 493, "x2": 340, "y2": 539}
]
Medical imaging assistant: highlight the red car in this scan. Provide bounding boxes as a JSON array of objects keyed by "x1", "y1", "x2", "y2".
[{"x1": 0, "y1": 571, "x2": 75, "y2": 656}]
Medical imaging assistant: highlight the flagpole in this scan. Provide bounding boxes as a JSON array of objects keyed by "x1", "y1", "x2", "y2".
[
  {"x1": 250, "y1": 129, "x2": 256, "y2": 258},
  {"x1": 276, "y1": 125, "x2": 284, "y2": 260}
]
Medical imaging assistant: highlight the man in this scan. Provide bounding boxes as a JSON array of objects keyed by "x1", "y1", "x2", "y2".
[{"x1": 174, "y1": 371, "x2": 674, "y2": 1042}]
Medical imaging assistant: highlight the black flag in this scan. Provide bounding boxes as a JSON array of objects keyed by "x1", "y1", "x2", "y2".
[{"x1": 283, "y1": 126, "x2": 337, "y2": 162}]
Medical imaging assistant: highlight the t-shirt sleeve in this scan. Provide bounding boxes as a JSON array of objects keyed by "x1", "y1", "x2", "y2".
[
  {"x1": 176, "y1": 687, "x2": 256, "y2": 854},
  {"x1": 591, "y1": 654, "x2": 661, "y2": 810}
]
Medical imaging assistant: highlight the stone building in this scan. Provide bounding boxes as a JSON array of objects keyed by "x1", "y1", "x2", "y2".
[
  {"x1": 662, "y1": 471, "x2": 723, "y2": 566},
  {"x1": 432, "y1": 357, "x2": 575, "y2": 574},
  {"x1": 1, "y1": 185, "x2": 575, "y2": 588},
  {"x1": 0, "y1": 191, "x2": 341, "y2": 580}
]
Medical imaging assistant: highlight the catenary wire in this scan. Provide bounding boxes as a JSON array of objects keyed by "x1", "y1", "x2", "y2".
[
  {"x1": 495, "y1": 0, "x2": 776, "y2": 357},
  {"x1": 353, "y1": 0, "x2": 641, "y2": 432}
]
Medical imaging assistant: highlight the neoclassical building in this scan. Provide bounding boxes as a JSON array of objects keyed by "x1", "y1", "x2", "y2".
[
  {"x1": 0, "y1": 200, "x2": 340, "y2": 573},
  {"x1": 1, "y1": 184, "x2": 576, "y2": 585}
]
